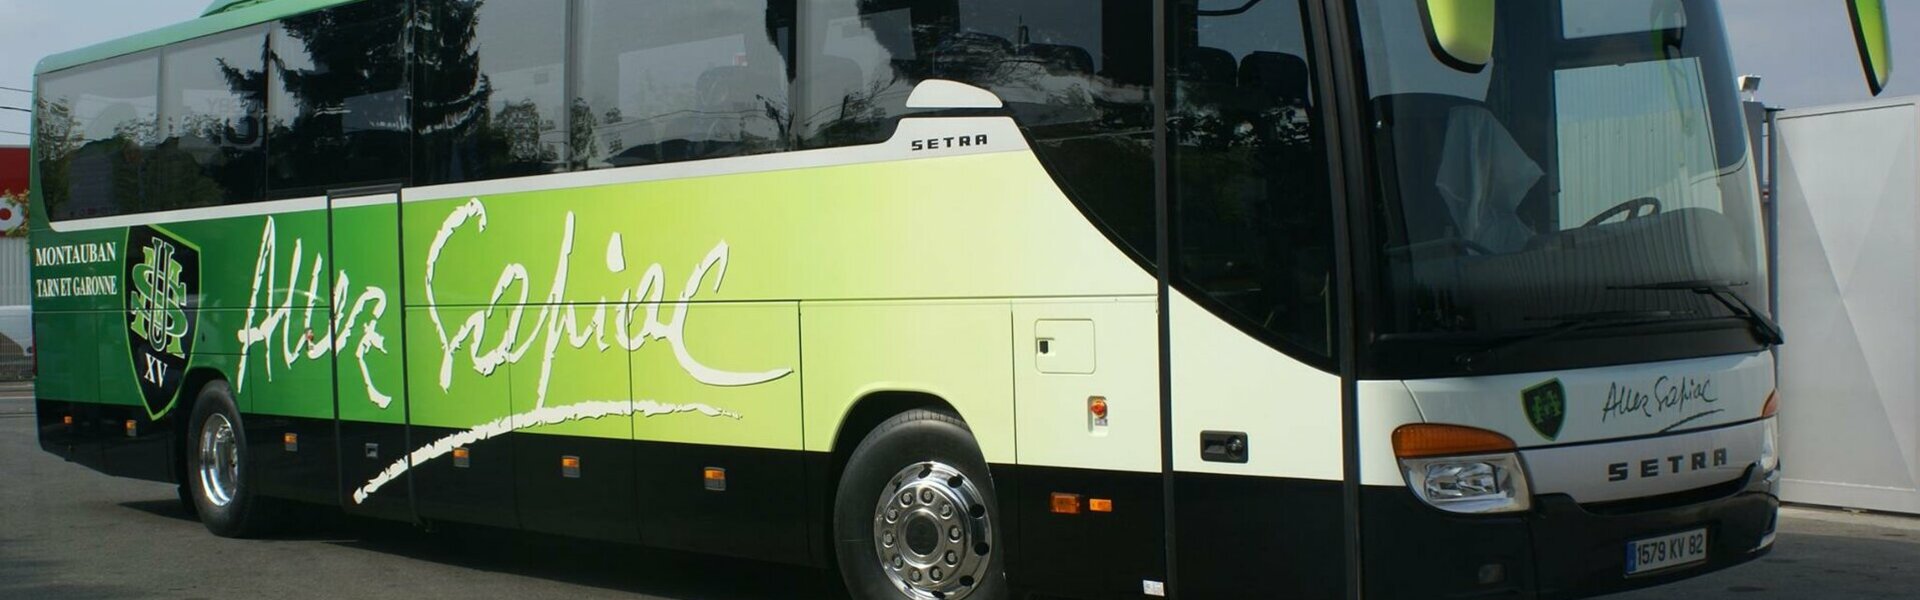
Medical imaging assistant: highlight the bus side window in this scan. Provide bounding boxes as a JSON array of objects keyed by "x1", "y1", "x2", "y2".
[
  {"x1": 571, "y1": 0, "x2": 796, "y2": 171},
  {"x1": 155, "y1": 26, "x2": 267, "y2": 210},
  {"x1": 35, "y1": 52, "x2": 159, "y2": 221},
  {"x1": 414, "y1": 0, "x2": 568, "y2": 186},
  {"x1": 267, "y1": 0, "x2": 410, "y2": 198}
]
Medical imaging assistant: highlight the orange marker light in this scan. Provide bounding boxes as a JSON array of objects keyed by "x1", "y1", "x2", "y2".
[
  {"x1": 561, "y1": 456, "x2": 581, "y2": 469},
  {"x1": 1051, "y1": 493, "x2": 1082, "y2": 515},
  {"x1": 1761, "y1": 390, "x2": 1780, "y2": 418},
  {"x1": 1089, "y1": 498, "x2": 1114, "y2": 513},
  {"x1": 704, "y1": 468, "x2": 726, "y2": 481},
  {"x1": 62, "y1": 415, "x2": 73, "y2": 426},
  {"x1": 284, "y1": 433, "x2": 298, "y2": 444},
  {"x1": 124, "y1": 420, "x2": 137, "y2": 436},
  {"x1": 1391, "y1": 424, "x2": 1516, "y2": 459},
  {"x1": 452, "y1": 447, "x2": 471, "y2": 459}
]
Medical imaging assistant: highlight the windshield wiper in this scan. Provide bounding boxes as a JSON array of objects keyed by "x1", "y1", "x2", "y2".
[
  {"x1": 1454, "y1": 310, "x2": 1686, "y2": 371},
  {"x1": 1609, "y1": 280, "x2": 1784, "y2": 345}
]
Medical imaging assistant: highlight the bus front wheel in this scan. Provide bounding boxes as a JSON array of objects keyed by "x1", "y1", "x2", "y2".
[
  {"x1": 834, "y1": 409, "x2": 1008, "y2": 600},
  {"x1": 185, "y1": 381, "x2": 281, "y2": 538}
]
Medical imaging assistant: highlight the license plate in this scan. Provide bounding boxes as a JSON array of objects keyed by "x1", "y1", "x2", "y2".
[{"x1": 1625, "y1": 528, "x2": 1709, "y2": 575}]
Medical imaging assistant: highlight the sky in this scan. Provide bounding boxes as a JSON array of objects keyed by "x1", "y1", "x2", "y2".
[{"x1": 0, "y1": 0, "x2": 1916, "y2": 147}]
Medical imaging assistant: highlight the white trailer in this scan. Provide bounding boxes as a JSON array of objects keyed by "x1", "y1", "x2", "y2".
[{"x1": 1774, "y1": 95, "x2": 1920, "y2": 515}]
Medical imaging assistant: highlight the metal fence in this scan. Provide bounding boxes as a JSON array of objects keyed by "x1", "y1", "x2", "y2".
[{"x1": 0, "y1": 237, "x2": 29, "y2": 381}]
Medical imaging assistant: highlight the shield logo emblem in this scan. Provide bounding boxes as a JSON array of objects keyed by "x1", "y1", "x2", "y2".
[
  {"x1": 124, "y1": 225, "x2": 200, "y2": 420},
  {"x1": 1522, "y1": 379, "x2": 1566, "y2": 441}
]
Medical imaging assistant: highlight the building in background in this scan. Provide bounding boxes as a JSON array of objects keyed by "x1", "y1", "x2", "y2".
[
  {"x1": 1773, "y1": 97, "x2": 1920, "y2": 516},
  {"x1": 0, "y1": 145, "x2": 28, "y2": 380}
]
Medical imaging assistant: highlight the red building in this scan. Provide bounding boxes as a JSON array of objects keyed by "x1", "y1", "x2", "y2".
[{"x1": 0, "y1": 146, "x2": 24, "y2": 195}]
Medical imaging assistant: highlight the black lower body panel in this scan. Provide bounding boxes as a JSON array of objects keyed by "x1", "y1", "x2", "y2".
[
  {"x1": 245, "y1": 414, "x2": 338, "y2": 506},
  {"x1": 1361, "y1": 484, "x2": 1536, "y2": 599},
  {"x1": 634, "y1": 441, "x2": 812, "y2": 564},
  {"x1": 38, "y1": 399, "x2": 175, "y2": 484},
  {"x1": 410, "y1": 424, "x2": 515, "y2": 527},
  {"x1": 1175, "y1": 472, "x2": 1345, "y2": 600},
  {"x1": 514, "y1": 433, "x2": 638, "y2": 543},
  {"x1": 336, "y1": 419, "x2": 411, "y2": 520},
  {"x1": 997, "y1": 464, "x2": 1167, "y2": 600}
]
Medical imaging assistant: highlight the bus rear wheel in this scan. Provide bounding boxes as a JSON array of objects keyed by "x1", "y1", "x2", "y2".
[
  {"x1": 185, "y1": 381, "x2": 281, "y2": 538},
  {"x1": 834, "y1": 409, "x2": 1007, "y2": 600}
]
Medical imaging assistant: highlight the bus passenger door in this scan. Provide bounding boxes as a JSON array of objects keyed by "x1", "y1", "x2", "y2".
[{"x1": 327, "y1": 190, "x2": 412, "y2": 520}]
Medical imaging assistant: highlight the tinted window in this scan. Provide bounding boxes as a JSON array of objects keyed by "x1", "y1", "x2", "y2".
[
  {"x1": 35, "y1": 52, "x2": 159, "y2": 221},
  {"x1": 573, "y1": 0, "x2": 794, "y2": 169},
  {"x1": 269, "y1": 0, "x2": 409, "y2": 196},
  {"x1": 155, "y1": 27, "x2": 268, "y2": 209},
  {"x1": 797, "y1": 0, "x2": 1155, "y2": 253},
  {"x1": 415, "y1": 0, "x2": 567, "y2": 185},
  {"x1": 1172, "y1": 0, "x2": 1336, "y2": 359}
]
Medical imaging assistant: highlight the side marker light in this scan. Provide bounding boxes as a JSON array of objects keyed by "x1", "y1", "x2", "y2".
[{"x1": 1050, "y1": 493, "x2": 1082, "y2": 515}]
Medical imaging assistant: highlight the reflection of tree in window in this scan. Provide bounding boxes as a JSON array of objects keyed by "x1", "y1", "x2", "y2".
[
  {"x1": 147, "y1": 28, "x2": 268, "y2": 211},
  {"x1": 268, "y1": 0, "x2": 409, "y2": 195},
  {"x1": 415, "y1": 0, "x2": 566, "y2": 185}
]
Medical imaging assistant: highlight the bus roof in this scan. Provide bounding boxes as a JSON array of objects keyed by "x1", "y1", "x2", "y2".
[{"x1": 35, "y1": 0, "x2": 361, "y2": 77}]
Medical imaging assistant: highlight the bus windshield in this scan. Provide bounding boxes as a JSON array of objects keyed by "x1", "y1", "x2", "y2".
[{"x1": 1355, "y1": 0, "x2": 1769, "y2": 377}]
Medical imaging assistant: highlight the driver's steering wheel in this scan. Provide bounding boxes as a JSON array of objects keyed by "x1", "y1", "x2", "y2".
[{"x1": 1582, "y1": 197, "x2": 1663, "y2": 228}]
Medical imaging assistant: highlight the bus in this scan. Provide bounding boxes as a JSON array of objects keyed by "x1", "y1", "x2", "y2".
[{"x1": 28, "y1": 0, "x2": 1883, "y2": 598}]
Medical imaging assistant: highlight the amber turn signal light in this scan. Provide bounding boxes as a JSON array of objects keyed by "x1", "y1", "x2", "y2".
[
  {"x1": 1089, "y1": 498, "x2": 1113, "y2": 513},
  {"x1": 1392, "y1": 424, "x2": 1516, "y2": 459},
  {"x1": 1050, "y1": 493, "x2": 1081, "y2": 514},
  {"x1": 1761, "y1": 390, "x2": 1780, "y2": 418}
]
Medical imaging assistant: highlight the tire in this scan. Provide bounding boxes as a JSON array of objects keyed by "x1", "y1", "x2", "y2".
[
  {"x1": 185, "y1": 381, "x2": 281, "y2": 538},
  {"x1": 834, "y1": 409, "x2": 1009, "y2": 600}
]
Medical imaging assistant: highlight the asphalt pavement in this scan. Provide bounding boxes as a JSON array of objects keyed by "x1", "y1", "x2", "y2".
[{"x1": 2, "y1": 381, "x2": 1916, "y2": 599}]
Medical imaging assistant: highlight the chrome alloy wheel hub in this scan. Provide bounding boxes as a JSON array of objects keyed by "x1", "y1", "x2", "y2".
[
  {"x1": 197, "y1": 413, "x2": 239, "y2": 507},
  {"x1": 873, "y1": 462, "x2": 993, "y2": 599}
]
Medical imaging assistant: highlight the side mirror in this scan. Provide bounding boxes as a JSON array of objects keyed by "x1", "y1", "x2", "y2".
[
  {"x1": 1849, "y1": 0, "x2": 1893, "y2": 95},
  {"x1": 1419, "y1": 0, "x2": 1497, "y2": 73}
]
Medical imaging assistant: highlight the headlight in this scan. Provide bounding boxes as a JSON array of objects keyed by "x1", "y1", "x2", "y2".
[
  {"x1": 1401, "y1": 453, "x2": 1532, "y2": 514},
  {"x1": 1759, "y1": 416, "x2": 1780, "y2": 473}
]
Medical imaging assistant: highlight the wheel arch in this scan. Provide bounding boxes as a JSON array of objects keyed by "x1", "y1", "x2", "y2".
[{"x1": 828, "y1": 390, "x2": 964, "y2": 476}]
